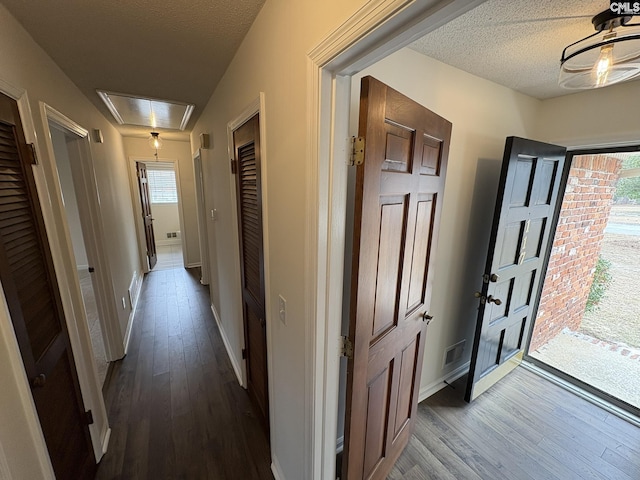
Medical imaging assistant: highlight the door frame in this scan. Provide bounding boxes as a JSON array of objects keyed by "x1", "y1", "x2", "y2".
[
  {"x1": 193, "y1": 149, "x2": 211, "y2": 285},
  {"x1": 42, "y1": 105, "x2": 123, "y2": 363},
  {"x1": 36, "y1": 103, "x2": 112, "y2": 461},
  {"x1": 225, "y1": 93, "x2": 274, "y2": 436},
  {"x1": 127, "y1": 156, "x2": 188, "y2": 273},
  {"x1": 306, "y1": 1, "x2": 488, "y2": 478}
]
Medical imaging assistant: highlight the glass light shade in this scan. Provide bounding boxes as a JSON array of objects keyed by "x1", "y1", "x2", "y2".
[
  {"x1": 559, "y1": 25, "x2": 640, "y2": 89},
  {"x1": 148, "y1": 132, "x2": 163, "y2": 150}
]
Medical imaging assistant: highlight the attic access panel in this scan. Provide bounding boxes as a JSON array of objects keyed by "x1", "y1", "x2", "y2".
[{"x1": 97, "y1": 91, "x2": 194, "y2": 130}]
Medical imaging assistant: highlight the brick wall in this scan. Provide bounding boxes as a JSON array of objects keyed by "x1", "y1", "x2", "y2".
[{"x1": 530, "y1": 155, "x2": 622, "y2": 352}]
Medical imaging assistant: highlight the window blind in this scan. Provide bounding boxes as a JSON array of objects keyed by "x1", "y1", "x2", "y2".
[{"x1": 147, "y1": 166, "x2": 178, "y2": 204}]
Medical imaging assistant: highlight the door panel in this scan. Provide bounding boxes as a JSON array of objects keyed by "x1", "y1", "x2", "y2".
[
  {"x1": 465, "y1": 137, "x2": 566, "y2": 402},
  {"x1": 233, "y1": 113, "x2": 269, "y2": 431},
  {"x1": 343, "y1": 76, "x2": 451, "y2": 480},
  {"x1": 0, "y1": 92, "x2": 96, "y2": 479},
  {"x1": 136, "y1": 161, "x2": 157, "y2": 270}
]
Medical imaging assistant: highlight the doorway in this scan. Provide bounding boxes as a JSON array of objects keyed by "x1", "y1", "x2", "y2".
[
  {"x1": 49, "y1": 124, "x2": 109, "y2": 384},
  {"x1": 130, "y1": 158, "x2": 187, "y2": 273},
  {"x1": 527, "y1": 150, "x2": 640, "y2": 414}
]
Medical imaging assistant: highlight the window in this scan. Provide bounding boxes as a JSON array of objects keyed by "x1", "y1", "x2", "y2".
[{"x1": 147, "y1": 165, "x2": 178, "y2": 204}]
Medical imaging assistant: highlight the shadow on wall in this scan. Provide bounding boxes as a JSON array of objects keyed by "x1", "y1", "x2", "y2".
[{"x1": 455, "y1": 156, "x2": 503, "y2": 350}]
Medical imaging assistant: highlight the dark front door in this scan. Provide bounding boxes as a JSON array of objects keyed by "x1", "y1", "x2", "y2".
[
  {"x1": 465, "y1": 137, "x2": 567, "y2": 402},
  {"x1": 136, "y1": 161, "x2": 157, "y2": 270},
  {"x1": 343, "y1": 76, "x2": 451, "y2": 480},
  {"x1": 0, "y1": 93, "x2": 96, "y2": 478},
  {"x1": 232, "y1": 113, "x2": 269, "y2": 432}
]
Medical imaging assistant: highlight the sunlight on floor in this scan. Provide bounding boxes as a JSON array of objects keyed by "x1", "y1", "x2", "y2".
[{"x1": 154, "y1": 244, "x2": 183, "y2": 271}]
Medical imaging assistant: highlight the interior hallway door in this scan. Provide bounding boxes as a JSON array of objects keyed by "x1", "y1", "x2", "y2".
[
  {"x1": 232, "y1": 113, "x2": 269, "y2": 432},
  {"x1": 136, "y1": 161, "x2": 157, "y2": 270},
  {"x1": 343, "y1": 76, "x2": 451, "y2": 480}
]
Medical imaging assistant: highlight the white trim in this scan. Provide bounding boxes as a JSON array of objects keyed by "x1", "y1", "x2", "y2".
[
  {"x1": 271, "y1": 456, "x2": 286, "y2": 480},
  {"x1": 186, "y1": 262, "x2": 202, "y2": 268},
  {"x1": 37, "y1": 103, "x2": 114, "y2": 462},
  {"x1": 43, "y1": 104, "x2": 124, "y2": 362},
  {"x1": 307, "y1": 1, "x2": 489, "y2": 478},
  {"x1": 211, "y1": 304, "x2": 244, "y2": 386},
  {"x1": 0, "y1": 440, "x2": 11, "y2": 480},
  {"x1": 226, "y1": 94, "x2": 274, "y2": 439},
  {"x1": 101, "y1": 427, "x2": 112, "y2": 455},
  {"x1": 193, "y1": 149, "x2": 211, "y2": 285},
  {"x1": 418, "y1": 361, "x2": 470, "y2": 402},
  {"x1": 123, "y1": 270, "x2": 142, "y2": 354}
]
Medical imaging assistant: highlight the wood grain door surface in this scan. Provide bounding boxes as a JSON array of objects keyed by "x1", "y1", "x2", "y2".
[
  {"x1": 136, "y1": 161, "x2": 157, "y2": 270},
  {"x1": 343, "y1": 76, "x2": 451, "y2": 480},
  {"x1": 233, "y1": 113, "x2": 269, "y2": 432},
  {"x1": 0, "y1": 93, "x2": 96, "y2": 479},
  {"x1": 465, "y1": 137, "x2": 567, "y2": 402}
]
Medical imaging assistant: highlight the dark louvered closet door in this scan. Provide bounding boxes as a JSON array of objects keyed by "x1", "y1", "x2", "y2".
[
  {"x1": 233, "y1": 113, "x2": 269, "y2": 432},
  {"x1": 0, "y1": 93, "x2": 96, "y2": 479}
]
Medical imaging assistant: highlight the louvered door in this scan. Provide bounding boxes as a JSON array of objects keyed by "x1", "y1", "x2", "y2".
[
  {"x1": 0, "y1": 93, "x2": 96, "y2": 478},
  {"x1": 233, "y1": 113, "x2": 269, "y2": 431}
]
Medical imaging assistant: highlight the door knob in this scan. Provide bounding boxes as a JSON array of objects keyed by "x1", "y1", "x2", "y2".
[
  {"x1": 487, "y1": 295, "x2": 502, "y2": 306},
  {"x1": 31, "y1": 373, "x2": 46, "y2": 389},
  {"x1": 474, "y1": 292, "x2": 503, "y2": 306},
  {"x1": 422, "y1": 312, "x2": 434, "y2": 325}
]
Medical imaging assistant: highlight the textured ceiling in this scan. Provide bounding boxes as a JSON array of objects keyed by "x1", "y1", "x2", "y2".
[
  {"x1": 1, "y1": 0, "x2": 266, "y2": 138},
  {"x1": 409, "y1": 0, "x2": 632, "y2": 99}
]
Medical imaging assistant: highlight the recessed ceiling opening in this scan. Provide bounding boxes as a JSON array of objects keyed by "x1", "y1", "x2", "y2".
[{"x1": 97, "y1": 91, "x2": 194, "y2": 131}]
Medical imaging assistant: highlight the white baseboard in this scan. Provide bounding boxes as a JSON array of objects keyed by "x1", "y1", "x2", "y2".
[
  {"x1": 156, "y1": 239, "x2": 182, "y2": 246},
  {"x1": 210, "y1": 304, "x2": 244, "y2": 387},
  {"x1": 101, "y1": 427, "x2": 111, "y2": 456},
  {"x1": 418, "y1": 361, "x2": 470, "y2": 402},
  {"x1": 123, "y1": 271, "x2": 143, "y2": 355},
  {"x1": 186, "y1": 262, "x2": 201, "y2": 268},
  {"x1": 271, "y1": 456, "x2": 285, "y2": 480},
  {"x1": 0, "y1": 439, "x2": 11, "y2": 480}
]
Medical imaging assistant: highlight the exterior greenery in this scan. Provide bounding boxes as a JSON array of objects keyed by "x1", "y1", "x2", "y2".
[
  {"x1": 615, "y1": 155, "x2": 640, "y2": 201},
  {"x1": 585, "y1": 256, "x2": 612, "y2": 313}
]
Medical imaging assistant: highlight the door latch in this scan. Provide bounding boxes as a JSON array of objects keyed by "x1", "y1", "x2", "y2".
[
  {"x1": 482, "y1": 273, "x2": 499, "y2": 284},
  {"x1": 474, "y1": 292, "x2": 503, "y2": 306}
]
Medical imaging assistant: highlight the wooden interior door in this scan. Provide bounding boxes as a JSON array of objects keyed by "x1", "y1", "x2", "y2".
[
  {"x1": 0, "y1": 93, "x2": 96, "y2": 478},
  {"x1": 136, "y1": 161, "x2": 157, "y2": 270},
  {"x1": 465, "y1": 137, "x2": 567, "y2": 402},
  {"x1": 232, "y1": 113, "x2": 269, "y2": 432},
  {"x1": 343, "y1": 76, "x2": 451, "y2": 480}
]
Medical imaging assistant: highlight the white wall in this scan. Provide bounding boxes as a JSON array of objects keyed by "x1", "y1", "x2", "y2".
[
  {"x1": 51, "y1": 127, "x2": 89, "y2": 267},
  {"x1": 331, "y1": 48, "x2": 542, "y2": 439},
  {"x1": 0, "y1": 4, "x2": 141, "y2": 478},
  {"x1": 189, "y1": 0, "x2": 371, "y2": 477},
  {"x1": 152, "y1": 203, "x2": 181, "y2": 245},
  {"x1": 536, "y1": 79, "x2": 640, "y2": 148},
  {"x1": 122, "y1": 137, "x2": 200, "y2": 264}
]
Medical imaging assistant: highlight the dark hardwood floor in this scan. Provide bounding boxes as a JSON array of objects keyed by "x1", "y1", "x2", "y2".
[
  {"x1": 96, "y1": 267, "x2": 272, "y2": 480},
  {"x1": 389, "y1": 367, "x2": 640, "y2": 480}
]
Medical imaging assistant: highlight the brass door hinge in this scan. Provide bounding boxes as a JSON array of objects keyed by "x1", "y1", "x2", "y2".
[
  {"x1": 340, "y1": 336, "x2": 353, "y2": 359},
  {"x1": 231, "y1": 158, "x2": 238, "y2": 174},
  {"x1": 349, "y1": 137, "x2": 365, "y2": 166}
]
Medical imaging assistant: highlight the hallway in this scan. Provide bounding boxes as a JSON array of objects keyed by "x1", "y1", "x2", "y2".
[{"x1": 96, "y1": 268, "x2": 272, "y2": 479}]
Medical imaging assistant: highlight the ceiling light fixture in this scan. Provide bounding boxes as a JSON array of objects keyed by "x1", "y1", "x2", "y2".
[
  {"x1": 149, "y1": 131, "x2": 163, "y2": 159},
  {"x1": 559, "y1": 9, "x2": 640, "y2": 89}
]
